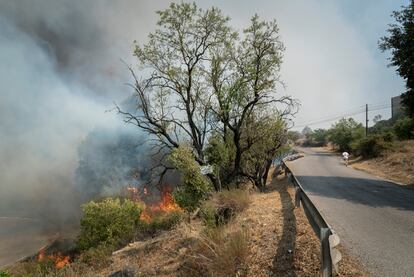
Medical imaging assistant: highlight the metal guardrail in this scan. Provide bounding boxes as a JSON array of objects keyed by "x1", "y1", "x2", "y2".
[{"x1": 282, "y1": 161, "x2": 342, "y2": 277}]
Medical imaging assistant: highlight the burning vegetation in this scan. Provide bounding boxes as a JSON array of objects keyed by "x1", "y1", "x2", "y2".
[
  {"x1": 37, "y1": 248, "x2": 70, "y2": 270},
  {"x1": 125, "y1": 185, "x2": 183, "y2": 223}
]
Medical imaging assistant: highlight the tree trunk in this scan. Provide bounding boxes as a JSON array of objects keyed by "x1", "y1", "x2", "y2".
[
  {"x1": 207, "y1": 173, "x2": 221, "y2": 191},
  {"x1": 262, "y1": 159, "x2": 273, "y2": 187}
]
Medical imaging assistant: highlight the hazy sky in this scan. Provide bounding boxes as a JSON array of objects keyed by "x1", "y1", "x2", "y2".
[{"x1": 197, "y1": 0, "x2": 407, "y2": 130}]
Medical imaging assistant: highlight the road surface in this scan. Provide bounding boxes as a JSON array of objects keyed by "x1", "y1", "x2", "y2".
[
  {"x1": 0, "y1": 217, "x2": 59, "y2": 268},
  {"x1": 287, "y1": 147, "x2": 414, "y2": 277}
]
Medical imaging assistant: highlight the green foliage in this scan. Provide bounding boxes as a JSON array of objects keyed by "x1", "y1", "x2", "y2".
[
  {"x1": 241, "y1": 115, "x2": 287, "y2": 189},
  {"x1": 352, "y1": 135, "x2": 394, "y2": 158},
  {"x1": 370, "y1": 118, "x2": 395, "y2": 134},
  {"x1": 287, "y1": 130, "x2": 301, "y2": 142},
  {"x1": 394, "y1": 116, "x2": 414, "y2": 140},
  {"x1": 0, "y1": 271, "x2": 11, "y2": 277},
  {"x1": 311, "y1": 128, "x2": 329, "y2": 146},
  {"x1": 138, "y1": 211, "x2": 183, "y2": 236},
  {"x1": 205, "y1": 133, "x2": 235, "y2": 182},
  {"x1": 329, "y1": 118, "x2": 365, "y2": 151},
  {"x1": 77, "y1": 198, "x2": 143, "y2": 250},
  {"x1": 200, "y1": 201, "x2": 218, "y2": 228},
  {"x1": 169, "y1": 146, "x2": 212, "y2": 212},
  {"x1": 380, "y1": 1, "x2": 414, "y2": 117},
  {"x1": 304, "y1": 128, "x2": 328, "y2": 146},
  {"x1": 122, "y1": 1, "x2": 293, "y2": 191}
]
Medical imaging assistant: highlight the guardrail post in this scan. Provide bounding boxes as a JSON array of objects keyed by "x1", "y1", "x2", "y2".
[
  {"x1": 320, "y1": 228, "x2": 333, "y2": 277},
  {"x1": 329, "y1": 233, "x2": 342, "y2": 274},
  {"x1": 295, "y1": 186, "x2": 301, "y2": 207}
]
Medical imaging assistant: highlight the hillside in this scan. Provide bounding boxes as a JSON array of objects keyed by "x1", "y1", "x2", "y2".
[
  {"x1": 74, "y1": 170, "x2": 368, "y2": 276},
  {"x1": 351, "y1": 140, "x2": 414, "y2": 186}
]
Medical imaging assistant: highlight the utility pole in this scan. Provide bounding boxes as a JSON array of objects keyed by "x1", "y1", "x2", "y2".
[{"x1": 365, "y1": 104, "x2": 368, "y2": 137}]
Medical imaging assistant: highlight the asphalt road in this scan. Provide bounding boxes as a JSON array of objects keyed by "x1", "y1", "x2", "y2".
[
  {"x1": 287, "y1": 147, "x2": 414, "y2": 277},
  {"x1": 0, "y1": 217, "x2": 57, "y2": 268}
]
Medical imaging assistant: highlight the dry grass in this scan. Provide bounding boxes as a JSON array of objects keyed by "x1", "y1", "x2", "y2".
[
  {"x1": 235, "y1": 168, "x2": 369, "y2": 277},
  {"x1": 215, "y1": 189, "x2": 251, "y2": 214},
  {"x1": 352, "y1": 140, "x2": 414, "y2": 186},
  {"x1": 180, "y1": 227, "x2": 250, "y2": 277}
]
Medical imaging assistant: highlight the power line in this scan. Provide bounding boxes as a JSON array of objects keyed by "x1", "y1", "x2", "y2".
[
  {"x1": 294, "y1": 105, "x2": 390, "y2": 128},
  {"x1": 294, "y1": 105, "x2": 365, "y2": 126}
]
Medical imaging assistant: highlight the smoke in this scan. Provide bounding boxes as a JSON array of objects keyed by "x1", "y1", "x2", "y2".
[
  {"x1": 0, "y1": 0, "x2": 170, "y2": 224},
  {"x1": 0, "y1": 16, "x2": 116, "y2": 221}
]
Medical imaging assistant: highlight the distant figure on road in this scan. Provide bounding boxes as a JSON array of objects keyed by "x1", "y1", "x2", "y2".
[{"x1": 342, "y1": 151, "x2": 349, "y2": 166}]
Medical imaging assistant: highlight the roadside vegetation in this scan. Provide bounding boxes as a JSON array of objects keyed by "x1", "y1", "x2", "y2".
[
  {"x1": 297, "y1": 114, "x2": 414, "y2": 185},
  {"x1": 299, "y1": 114, "x2": 414, "y2": 156},
  {"x1": 3, "y1": 2, "x2": 298, "y2": 276}
]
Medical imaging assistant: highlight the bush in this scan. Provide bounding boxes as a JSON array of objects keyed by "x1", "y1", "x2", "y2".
[
  {"x1": 0, "y1": 271, "x2": 11, "y2": 277},
  {"x1": 329, "y1": 118, "x2": 365, "y2": 151},
  {"x1": 200, "y1": 201, "x2": 217, "y2": 228},
  {"x1": 216, "y1": 189, "x2": 250, "y2": 214},
  {"x1": 76, "y1": 244, "x2": 115, "y2": 268},
  {"x1": 394, "y1": 116, "x2": 414, "y2": 140},
  {"x1": 138, "y1": 210, "x2": 183, "y2": 236},
  {"x1": 181, "y1": 228, "x2": 249, "y2": 277},
  {"x1": 77, "y1": 198, "x2": 143, "y2": 250},
  {"x1": 168, "y1": 146, "x2": 212, "y2": 212},
  {"x1": 352, "y1": 135, "x2": 394, "y2": 158},
  {"x1": 200, "y1": 189, "x2": 250, "y2": 227}
]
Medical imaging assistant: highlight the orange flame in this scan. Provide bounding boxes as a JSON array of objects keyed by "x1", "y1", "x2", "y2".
[
  {"x1": 37, "y1": 248, "x2": 70, "y2": 269},
  {"x1": 140, "y1": 211, "x2": 152, "y2": 222},
  {"x1": 138, "y1": 186, "x2": 182, "y2": 222}
]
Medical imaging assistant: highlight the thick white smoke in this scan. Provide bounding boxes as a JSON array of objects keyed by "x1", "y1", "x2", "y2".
[{"x1": 0, "y1": 17, "x2": 121, "y2": 219}]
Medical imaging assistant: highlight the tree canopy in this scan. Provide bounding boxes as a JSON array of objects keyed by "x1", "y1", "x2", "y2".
[
  {"x1": 379, "y1": 0, "x2": 414, "y2": 117},
  {"x1": 117, "y1": 2, "x2": 296, "y2": 191}
]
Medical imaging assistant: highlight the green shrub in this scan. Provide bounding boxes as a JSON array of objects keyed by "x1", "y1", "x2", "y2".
[
  {"x1": 394, "y1": 116, "x2": 414, "y2": 140},
  {"x1": 168, "y1": 146, "x2": 212, "y2": 212},
  {"x1": 77, "y1": 198, "x2": 143, "y2": 250},
  {"x1": 0, "y1": 271, "x2": 11, "y2": 277},
  {"x1": 381, "y1": 131, "x2": 396, "y2": 142},
  {"x1": 329, "y1": 118, "x2": 365, "y2": 151},
  {"x1": 138, "y1": 210, "x2": 183, "y2": 236},
  {"x1": 200, "y1": 201, "x2": 218, "y2": 228},
  {"x1": 352, "y1": 135, "x2": 393, "y2": 158}
]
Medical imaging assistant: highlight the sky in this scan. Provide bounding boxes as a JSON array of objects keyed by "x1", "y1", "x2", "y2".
[
  {"x1": 196, "y1": 0, "x2": 408, "y2": 131},
  {"x1": 0, "y1": 0, "x2": 409, "y2": 216}
]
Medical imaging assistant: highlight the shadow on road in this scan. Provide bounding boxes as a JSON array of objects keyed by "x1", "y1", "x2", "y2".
[
  {"x1": 296, "y1": 175, "x2": 414, "y2": 211},
  {"x1": 269, "y1": 179, "x2": 297, "y2": 277}
]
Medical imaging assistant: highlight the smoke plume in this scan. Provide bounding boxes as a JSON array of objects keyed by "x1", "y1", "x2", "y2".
[{"x1": 0, "y1": 0, "x2": 169, "y2": 224}]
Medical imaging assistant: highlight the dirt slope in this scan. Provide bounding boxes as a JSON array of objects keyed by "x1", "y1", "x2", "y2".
[{"x1": 351, "y1": 140, "x2": 414, "y2": 186}]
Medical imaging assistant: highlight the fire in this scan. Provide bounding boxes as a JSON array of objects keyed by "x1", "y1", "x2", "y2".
[
  {"x1": 37, "y1": 248, "x2": 70, "y2": 269},
  {"x1": 140, "y1": 211, "x2": 152, "y2": 222},
  {"x1": 158, "y1": 186, "x2": 181, "y2": 212},
  {"x1": 138, "y1": 186, "x2": 182, "y2": 222}
]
